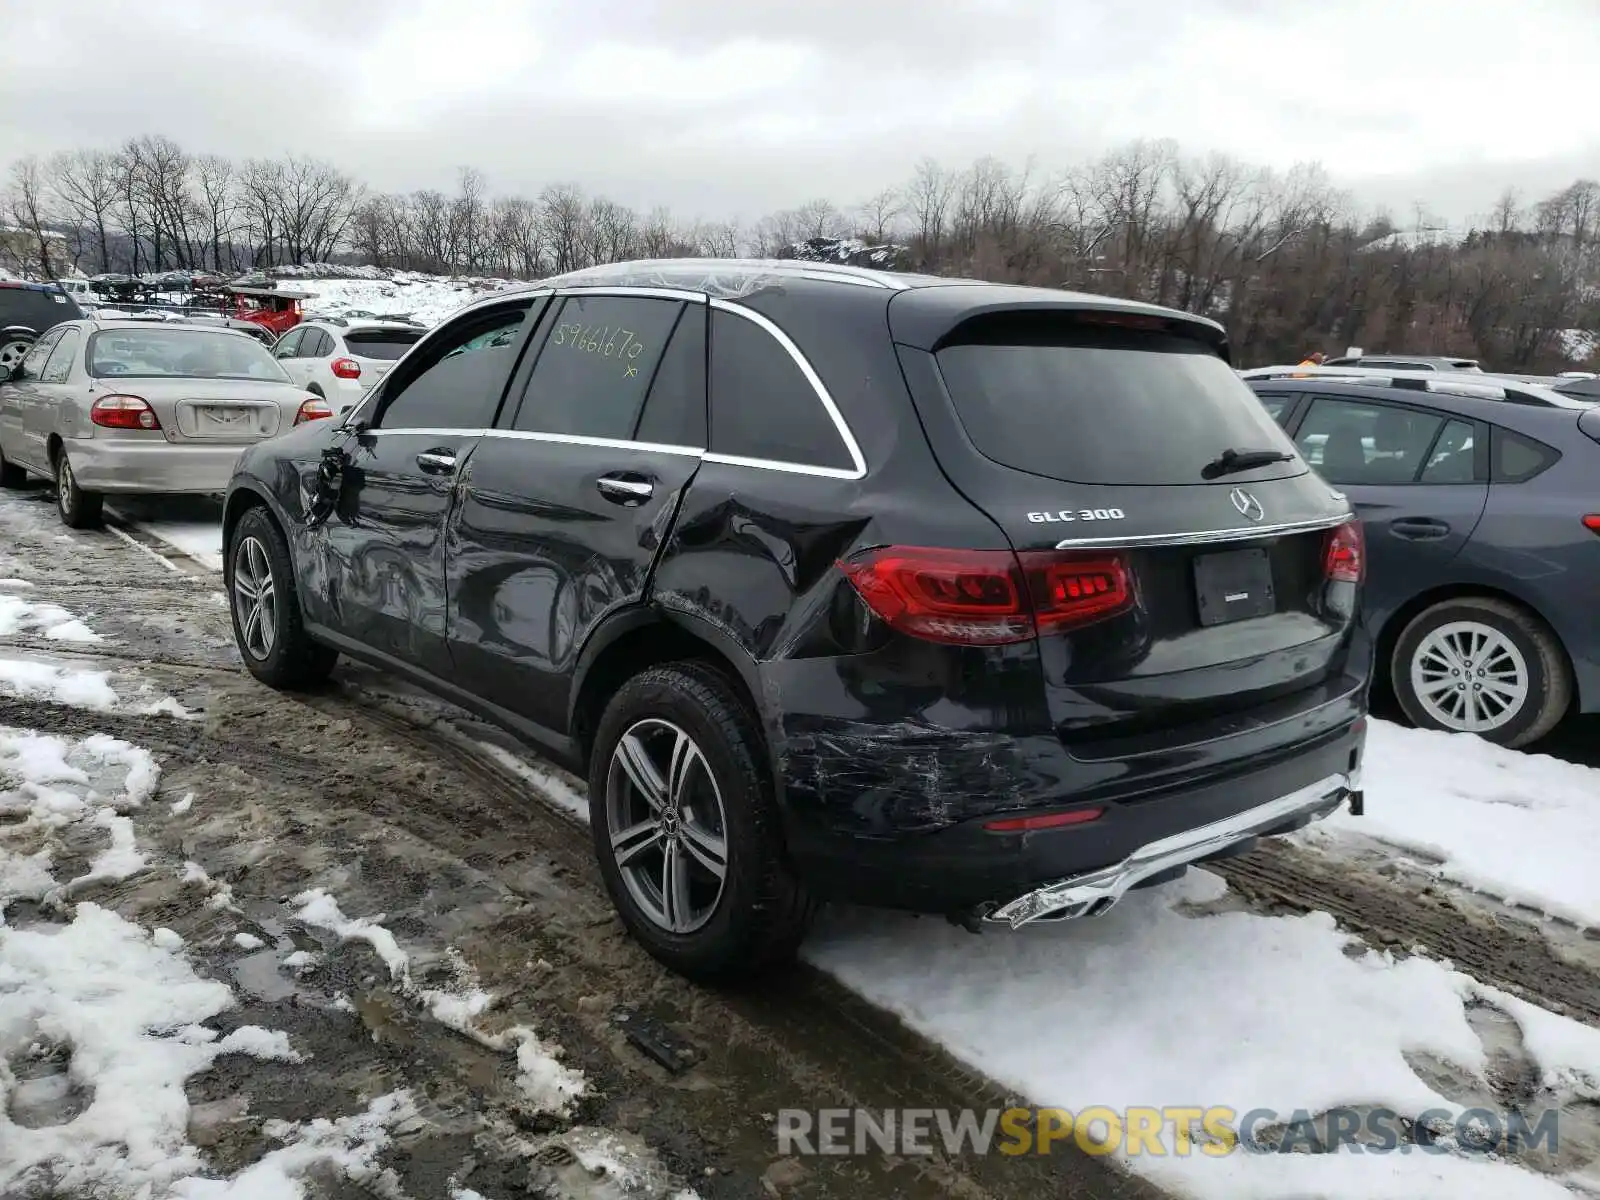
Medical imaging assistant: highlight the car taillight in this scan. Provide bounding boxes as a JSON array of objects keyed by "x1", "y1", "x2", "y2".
[
  {"x1": 295, "y1": 397, "x2": 333, "y2": 425},
  {"x1": 331, "y1": 357, "x2": 361, "y2": 380},
  {"x1": 837, "y1": 546, "x2": 1134, "y2": 646},
  {"x1": 1583, "y1": 515, "x2": 1600, "y2": 535},
  {"x1": 90, "y1": 394, "x2": 159, "y2": 430},
  {"x1": 1324, "y1": 520, "x2": 1364, "y2": 583}
]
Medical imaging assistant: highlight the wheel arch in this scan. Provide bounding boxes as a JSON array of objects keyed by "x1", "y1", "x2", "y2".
[
  {"x1": 1377, "y1": 582, "x2": 1576, "y2": 703},
  {"x1": 569, "y1": 606, "x2": 768, "y2": 768}
]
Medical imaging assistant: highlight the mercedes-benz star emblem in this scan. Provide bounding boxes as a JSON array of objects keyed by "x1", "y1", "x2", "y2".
[{"x1": 1230, "y1": 487, "x2": 1265, "y2": 522}]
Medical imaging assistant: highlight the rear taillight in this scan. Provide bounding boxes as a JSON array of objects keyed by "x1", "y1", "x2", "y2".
[
  {"x1": 331, "y1": 357, "x2": 361, "y2": 380},
  {"x1": 90, "y1": 394, "x2": 159, "y2": 430},
  {"x1": 1324, "y1": 520, "x2": 1364, "y2": 583},
  {"x1": 837, "y1": 546, "x2": 1134, "y2": 646},
  {"x1": 1583, "y1": 515, "x2": 1600, "y2": 535},
  {"x1": 295, "y1": 397, "x2": 333, "y2": 425}
]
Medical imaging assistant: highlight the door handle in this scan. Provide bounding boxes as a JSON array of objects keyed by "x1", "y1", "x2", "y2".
[
  {"x1": 596, "y1": 474, "x2": 654, "y2": 503},
  {"x1": 1390, "y1": 517, "x2": 1450, "y2": 540},
  {"x1": 415, "y1": 449, "x2": 457, "y2": 475}
]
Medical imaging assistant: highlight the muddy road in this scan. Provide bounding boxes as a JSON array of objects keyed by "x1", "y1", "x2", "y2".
[
  {"x1": 7, "y1": 487, "x2": 1600, "y2": 1198},
  {"x1": 1, "y1": 490, "x2": 1170, "y2": 1199}
]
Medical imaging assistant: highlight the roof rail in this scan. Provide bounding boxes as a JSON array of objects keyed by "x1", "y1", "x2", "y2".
[{"x1": 1241, "y1": 364, "x2": 1576, "y2": 407}]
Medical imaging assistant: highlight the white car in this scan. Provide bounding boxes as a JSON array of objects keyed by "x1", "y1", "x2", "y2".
[{"x1": 270, "y1": 319, "x2": 426, "y2": 416}]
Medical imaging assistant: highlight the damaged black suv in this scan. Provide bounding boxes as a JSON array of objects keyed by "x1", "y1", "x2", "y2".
[{"x1": 222, "y1": 259, "x2": 1369, "y2": 981}]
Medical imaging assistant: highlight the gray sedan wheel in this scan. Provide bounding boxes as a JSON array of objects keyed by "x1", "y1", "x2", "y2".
[
  {"x1": 53, "y1": 450, "x2": 103, "y2": 529},
  {"x1": 1392, "y1": 597, "x2": 1570, "y2": 748}
]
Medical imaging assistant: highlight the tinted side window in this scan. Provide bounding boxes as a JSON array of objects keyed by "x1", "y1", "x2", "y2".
[
  {"x1": 300, "y1": 329, "x2": 325, "y2": 357},
  {"x1": 511, "y1": 295, "x2": 682, "y2": 439},
  {"x1": 376, "y1": 303, "x2": 532, "y2": 431},
  {"x1": 634, "y1": 304, "x2": 706, "y2": 447},
  {"x1": 41, "y1": 329, "x2": 81, "y2": 383},
  {"x1": 19, "y1": 329, "x2": 63, "y2": 377},
  {"x1": 1294, "y1": 397, "x2": 1446, "y2": 485},
  {"x1": 1491, "y1": 427, "x2": 1561, "y2": 483},
  {"x1": 1418, "y1": 419, "x2": 1477, "y2": 483},
  {"x1": 709, "y1": 307, "x2": 851, "y2": 470},
  {"x1": 272, "y1": 329, "x2": 304, "y2": 359}
]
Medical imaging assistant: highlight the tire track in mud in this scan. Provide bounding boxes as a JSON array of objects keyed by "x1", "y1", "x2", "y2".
[
  {"x1": 1216, "y1": 845, "x2": 1600, "y2": 1025},
  {"x1": 0, "y1": 686, "x2": 1164, "y2": 1200}
]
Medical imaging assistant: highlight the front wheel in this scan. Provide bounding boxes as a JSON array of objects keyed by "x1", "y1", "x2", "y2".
[
  {"x1": 54, "y1": 449, "x2": 102, "y2": 528},
  {"x1": 226, "y1": 506, "x2": 338, "y2": 689},
  {"x1": 588, "y1": 662, "x2": 814, "y2": 983},
  {"x1": 1391, "y1": 597, "x2": 1570, "y2": 748}
]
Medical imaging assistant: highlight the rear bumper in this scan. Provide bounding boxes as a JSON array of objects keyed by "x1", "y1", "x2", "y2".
[
  {"x1": 64, "y1": 438, "x2": 245, "y2": 494},
  {"x1": 784, "y1": 717, "x2": 1365, "y2": 913},
  {"x1": 984, "y1": 770, "x2": 1355, "y2": 927}
]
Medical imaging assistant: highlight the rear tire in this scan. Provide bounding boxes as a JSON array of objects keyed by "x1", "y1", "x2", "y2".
[
  {"x1": 1391, "y1": 596, "x2": 1569, "y2": 748},
  {"x1": 53, "y1": 448, "x2": 102, "y2": 528},
  {"x1": 226, "y1": 506, "x2": 338, "y2": 689},
  {"x1": 588, "y1": 662, "x2": 814, "y2": 983}
]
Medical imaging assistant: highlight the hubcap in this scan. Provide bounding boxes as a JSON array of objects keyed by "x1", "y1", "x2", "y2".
[
  {"x1": 1410, "y1": 620, "x2": 1529, "y2": 734},
  {"x1": 56, "y1": 457, "x2": 73, "y2": 514},
  {"x1": 605, "y1": 718, "x2": 729, "y2": 934},
  {"x1": 0, "y1": 340, "x2": 28, "y2": 372},
  {"x1": 231, "y1": 535, "x2": 278, "y2": 661}
]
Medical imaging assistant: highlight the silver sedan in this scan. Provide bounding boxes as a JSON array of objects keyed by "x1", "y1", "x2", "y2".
[{"x1": 0, "y1": 318, "x2": 328, "y2": 527}]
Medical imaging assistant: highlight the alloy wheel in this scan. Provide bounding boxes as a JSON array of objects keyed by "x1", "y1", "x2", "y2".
[
  {"x1": 604, "y1": 718, "x2": 730, "y2": 934},
  {"x1": 1409, "y1": 620, "x2": 1529, "y2": 734},
  {"x1": 0, "y1": 339, "x2": 29, "y2": 373},
  {"x1": 231, "y1": 535, "x2": 279, "y2": 661}
]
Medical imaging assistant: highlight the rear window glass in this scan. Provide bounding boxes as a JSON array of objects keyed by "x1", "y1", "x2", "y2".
[
  {"x1": 0, "y1": 286, "x2": 79, "y2": 330},
  {"x1": 934, "y1": 320, "x2": 1301, "y2": 485},
  {"x1": 87, "y1": 329, "x2": 289, "y2": 382},
  {"x1": 345, "y1": 328, "x2": 424, "y2": 360}
]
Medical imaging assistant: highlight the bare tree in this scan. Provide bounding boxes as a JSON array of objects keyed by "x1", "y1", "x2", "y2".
[{"x1": 4, "y1": 157, "x2": 57, "y2": 278}]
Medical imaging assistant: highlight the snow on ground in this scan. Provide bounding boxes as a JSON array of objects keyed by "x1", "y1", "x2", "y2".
[
  {"x1": 805, "y1": 872, "x2": 1597, "y2": 1200},
  {"x1": 292, "y1": 271, "x2": 513, "y2": 328},
  {"x1": 0, "y1": 724, "x2": 415, "y2": 1198},
  {"x1": 1301, "y1": 721, "x2": 1600, "y2": 928},
  {"x1": 0, "y1": 594, "x2": 102, "y2": 643},
  {"x1": 125, "y1": 521, "x2": 224, "y2": 571}
]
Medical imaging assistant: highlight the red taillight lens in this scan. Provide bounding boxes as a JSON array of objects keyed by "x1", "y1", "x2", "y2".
[
  {"x1": 331, "y1": 357, "x2": 361, "y2": 380},
  {"x1": 90, "y1": 394, "x2": 159, "y2": 430},
  {"x1": 1583, "y1": 515, "x2": 1600, "y2": 534},
  {"x1": 295, "y1": 397, "x2": 333, "y2": 425},
  {"x1": 1018, "y1": 553, "x2": 1133, "y2": 634},
  {"x1": 984, "y1": 807, "x2": 1106, "y2": 832},
  {"x1": 1324, "y1": 520, "x2": 1364, "y2": 584},
  {"x1": 838, "y1": 546, "x2": 1134, "y2": 646}
]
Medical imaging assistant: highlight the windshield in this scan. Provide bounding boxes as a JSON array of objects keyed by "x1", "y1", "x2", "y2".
[
  {"x1": 934, "y1": 320, "x2": 1303, "y2": 485},
  {"x1": 87, "y1": 328, "x2": 290, "y2": 382}
]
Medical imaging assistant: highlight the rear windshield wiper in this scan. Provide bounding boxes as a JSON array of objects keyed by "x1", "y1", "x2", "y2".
[{"x1": 1201, "y1": 447, "x2": 1295, "y2": 480}]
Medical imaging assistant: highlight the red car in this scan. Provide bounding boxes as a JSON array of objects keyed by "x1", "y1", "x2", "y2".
[{"x1": 222, "y1": 286, "x2": 314, "y2": 337}]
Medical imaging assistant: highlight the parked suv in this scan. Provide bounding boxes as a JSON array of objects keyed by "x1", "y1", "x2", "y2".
[
  {"x1": 221, "y1": 260, "x2": 1369, "y2": 981},
  {"x1": 1249, "y1": 373, "x2": 1600, "y2": 746},
  {"x1": 0, "y1": 281, "x2": 84, "y2": 375},
  {"x1": 271, "y1": 318, "x2": 427, "y2": 417}
]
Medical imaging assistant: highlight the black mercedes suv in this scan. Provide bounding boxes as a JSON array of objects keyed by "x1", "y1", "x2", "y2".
[{"x1": 222, "y1": 259, "x2": 1369, "y2": 981}]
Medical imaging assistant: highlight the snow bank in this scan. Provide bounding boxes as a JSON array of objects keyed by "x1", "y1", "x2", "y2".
[
  {"x1": 0, "y1": 595, "x2": 102, "y2": 643},
  {"x1": 0, "y1": 658, "x2": 117, "y2": 710},
  {"x1": 1303, "y1": 721, "x2": 1600, "y2": 927}
]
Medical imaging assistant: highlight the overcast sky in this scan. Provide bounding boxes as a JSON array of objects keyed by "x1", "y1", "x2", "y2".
[{"x1": 3, "y1": 0, "x2": 1598, "y2": 229}]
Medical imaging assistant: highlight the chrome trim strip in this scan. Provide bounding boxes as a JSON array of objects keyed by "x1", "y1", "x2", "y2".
[
  {"x1": 710, "y1": 299, "x2": 868, "y2": 480},
  {"x1": 553, "y1": 285, "x2": 708, "y2": 302},
  {"x1": 985, "y1": 773, "x2": 1354, "y2": 930},
  {"x1": 1053, "y1": 511, "x2": 1350, "y2": 550},
  {"x1": 361, "y1": 427, "x2": 483, "y2": 438},
  {"x1": 483, "y1": 428, "x2": 705, "y2": 456},
  {"x1": 701, "y1": 452, "x2": 861, "y2": 480}
]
